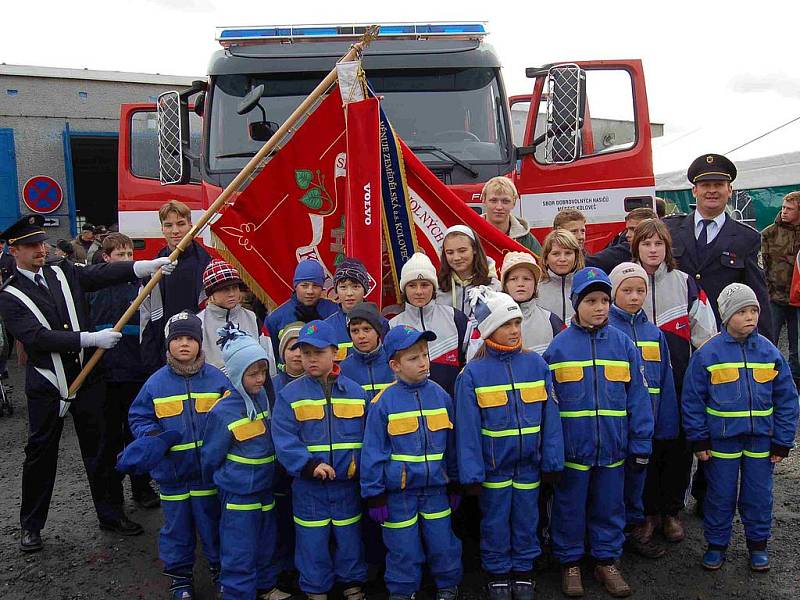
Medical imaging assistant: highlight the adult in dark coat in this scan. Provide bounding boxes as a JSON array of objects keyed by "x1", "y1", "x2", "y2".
[
  {"x1": 0, "y1": 215, "x2": 173, "y2": 552},
  {"x1": 663, "y1": 154, "x2": 773, "y2": 516},
  {"x1": 664, "y1": 154, "x2": 773, "y2": 340}
]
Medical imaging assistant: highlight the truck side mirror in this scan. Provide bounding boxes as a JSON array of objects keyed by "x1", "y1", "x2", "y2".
[
  {"x1": 157, "y1": 91, "x2": 191, "y2": 185},
  {"x1": 544, "y1": 64, "x2": 586, "y2": 164}
]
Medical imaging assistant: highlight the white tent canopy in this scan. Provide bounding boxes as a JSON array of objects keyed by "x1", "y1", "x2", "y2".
[{"x1": 656, "y1": 151, "x2": 800, "y2": 192}]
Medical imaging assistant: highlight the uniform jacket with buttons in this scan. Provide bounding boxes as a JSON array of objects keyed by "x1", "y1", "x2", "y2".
[
  {"x1": 340, "y1": 344, "x2": 395, "y2": 402},
  {"x1": 0, "y1": 260, "x2": 138, "y2": 396},
  {"x1": 128, "y1": 361, "x2": 230, "y2": 485},
  {"x1": 665, "y1": 212, "x2": 773, "y2": 341},
  {"x1": 543, "y1": 320, "x2": 653, "y2": 465},
  {"x1": 455, "y1": 343, "x2": 564, "y2": 484},
  {"x1": 201, "y1": 388, "x2": 276, "y2": 495},
  {"x1": 272, "y1": 368, "x2": 368, "y2": 480},
  {"x1": 608, "y1": 304, "x2": 679, "y2": 440},
  {"x1": 325, "y1": 306, "x2": 390, "y2": 362},
  {"x1": 682, "y1": 329, "x2": 799, "y2": 450},
  {"x1": 361, "y1": 378, "x2": 457, "y2": 499}
]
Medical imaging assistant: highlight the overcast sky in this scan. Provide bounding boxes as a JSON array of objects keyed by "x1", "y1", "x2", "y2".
[{"x1": 3, "y1": 0, "x2": 798, "y2": 174}]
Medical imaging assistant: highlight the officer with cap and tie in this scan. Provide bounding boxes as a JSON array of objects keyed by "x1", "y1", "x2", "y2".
[
  {"x1": 664, "y1": 153, "x2": 773, "y2": 340},
  {"x1": 0, "y1": 215, "x2": 175, "y2": 552}
]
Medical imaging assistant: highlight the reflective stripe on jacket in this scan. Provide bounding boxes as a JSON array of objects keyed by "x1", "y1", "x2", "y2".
[
  {"x1": 455, "y1": 343, "x2": 564, "y2": 484},
  {"x1": 682, "y1": 329, "x2": 799, "y2": 449},
  {"x1": 608, "y1": 304, "x2": 678, "y2": 440},
  {"x1": 272, "y1": 370, "x2": 368, "y2": 479},
  {"x1": 128, "y1": 362, "x2": 231, "y2": 485},
  {"x1": 360, "y1": 378, "x2": 456, "y2": 499},
  {"x1": 543, "y1": 320, "x2": 653, "y2": 465},
  {"x1": 340, "y1": 344, "x2": 395, "y2": 402}
]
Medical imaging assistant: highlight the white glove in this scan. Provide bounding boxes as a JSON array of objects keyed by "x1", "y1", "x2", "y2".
[
  {"x1": 133, "y1": 257, "x2": 177, "y2": 278},
  {"x1": 80, "y1": 329, "x2": 123, "y2": 349}
]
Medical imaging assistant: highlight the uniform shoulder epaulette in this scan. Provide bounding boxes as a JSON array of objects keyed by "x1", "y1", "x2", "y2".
[
  {"x1": 370, "y1": 380, "x2": 397, "y2": 404},
  {"x1": 728, "y1": 218, "x2": 759, "y2": 234},
  {"x1": 0, "y1": 273, "x2": 17, "y2": 293}
]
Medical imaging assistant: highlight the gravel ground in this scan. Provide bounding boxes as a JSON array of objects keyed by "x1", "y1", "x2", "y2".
[{"x1": 0, "y1": 359, "x2": 798, "y2": 600}]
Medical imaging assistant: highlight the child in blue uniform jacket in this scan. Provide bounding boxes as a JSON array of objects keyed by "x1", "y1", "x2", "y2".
[
  {"x1": 272, "y1": 322, "x2": 305, "y2": 396},
  {"x1": 360, "y1": 324, "x2": 462, "y2": 600},
  {"x1": 543, "y1": 268, "x2": 653, "y2": 599},
  {"x1": 340, "y1": 302, "x2": 394, "y2": 401},
  {"x1": 608, "y1": 263, "x2": 678, "y2": 559},
  {"x1": 683, "y1": 283, "x2": 799, "y2": 573},
  {"x1": 202, "y1": 325, "x2": 292, "y2": 600},
  {"x1": 264, "y1": 260, "x2": 338, "y2": 370},
  {"x1": 129, "y1": 312, "x2": 231, "y2": 600},
  {"x1": 272, "y1": 320, "x2": 369, "y2": 600},
  {"x1": 455, "y1": 287, "x2": 564, "y2": 600}
]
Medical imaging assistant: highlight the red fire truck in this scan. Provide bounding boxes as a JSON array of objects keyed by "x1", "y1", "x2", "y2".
[{"x1": 117, "y1": 22, "x2": 654, "y2": 257}]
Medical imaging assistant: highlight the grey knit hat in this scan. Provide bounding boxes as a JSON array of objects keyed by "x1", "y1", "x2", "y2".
[{"x1": 718, "y1": 283, "x2": 760, "y2": 325}]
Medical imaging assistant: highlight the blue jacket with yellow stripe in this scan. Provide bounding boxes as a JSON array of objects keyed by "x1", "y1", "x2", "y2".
[
  {"x1": 340, "y1": 344, "x2": 395, "y2": 402},
  {"x1": 128, "y1": 362, "x2": 231, "y2": 485},
  {"x1": 360, "y1": 378, "x2": 457, "y2": 499},
  {"x1": 682, "y1": 328, "x2": 799, "y2": 452},
  {"x1": 272, "y1": 367, "x2": 369, "y2": 480},
  {"x1": 326, "y1": 307, "x2": 391, "y2": 362},
  {"x1": 201, "y1": 388, "x2": 276, "y2": 495},
  {"x1": 455, "y1": 343, "x2": 564, "y2": 485},
  {"x1": 543, "y1": 320, "x2": 653, "y2": 466},
  {"x1": 608, "y1": 305, "x2": 679, "y2": 440}
]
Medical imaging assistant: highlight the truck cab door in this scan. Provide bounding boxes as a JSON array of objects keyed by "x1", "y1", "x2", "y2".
[
  {"x1": 512, "y1": 60, "x2": 655, "y2": 252},
  {"x1": 118, "y1": 103, "x2": 204, "y2": 257}
]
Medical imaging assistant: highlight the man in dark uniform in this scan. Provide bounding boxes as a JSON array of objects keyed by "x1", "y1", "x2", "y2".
[
  {"x1": 0, "y1": 215, "x2": 173, "y2": 552},
  {"x1": 663, "y1": 154, "x2": 773, "y2": 517},
  {"x1": 664, "y1": 153, "x2": 773, "y2": 339}
]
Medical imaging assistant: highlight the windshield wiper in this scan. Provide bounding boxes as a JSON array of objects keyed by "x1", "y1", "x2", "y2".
[
  {"x1": 409, "y1": 145, "x2": 479, "y2": 178},
  {"x1": 216, "y1": 151, "x2": 258, "y2": 158}
]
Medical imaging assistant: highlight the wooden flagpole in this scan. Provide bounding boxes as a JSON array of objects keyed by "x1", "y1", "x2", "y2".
[{"x1": 67, "y1": 26, "x2": 380, "y2": 396}]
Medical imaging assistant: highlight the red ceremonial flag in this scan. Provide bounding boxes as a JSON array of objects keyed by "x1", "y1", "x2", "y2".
[{"x1": 790, "y1": 250, "x2": 800, "y2": 307}]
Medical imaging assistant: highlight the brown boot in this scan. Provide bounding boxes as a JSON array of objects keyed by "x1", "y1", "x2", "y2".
[
  {"x1": 662, "y1": 515, "x2": 685, "y2": 542},
  {"x1": 594, "y1": 564, "x2": 631, "y2": 598},
  {"x1": 626, "y1": 523, "x2": 666, "y2": 559},
  {"x1": 561, "y1": 565, "x2": 584, "y2": 597},
  {"x1": 642, "y1": 515, "x2": 660, "y2": 540}
]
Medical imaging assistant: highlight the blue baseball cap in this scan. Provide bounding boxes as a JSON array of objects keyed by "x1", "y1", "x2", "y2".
[
  {"x1": 291, "y1": 319, "x2": 338, "y2": 350},
  {"x1": 116, "y1": 430, "x2": 183, "y2": 475},
  {"x1": 570, "y1": 267, "x2": 612, "y2": 309},
  {"x1": 384, "y1": 324, "x2": 436, "y2": 360}
]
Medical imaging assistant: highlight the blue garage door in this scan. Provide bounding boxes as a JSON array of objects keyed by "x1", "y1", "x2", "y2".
[{"x1": 0, "y1": 129, "x2": 21, "y2": 231}]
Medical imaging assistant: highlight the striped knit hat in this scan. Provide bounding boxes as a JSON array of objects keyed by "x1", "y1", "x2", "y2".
[{"x1": 203, "y1": 259, "x2": 243, "y2": 296}]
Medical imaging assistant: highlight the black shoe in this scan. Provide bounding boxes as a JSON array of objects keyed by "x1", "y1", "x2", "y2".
[
  {"x1": 99, "y1": 515, "x2": 144, "y2": 536},
  {"x1": 511, "y1": 579, "x2": 535, "y2": 600},
  {"x1": 487, "y1": 580, "x2": 511, "y2": 600},
  {"x1": 133, "y1": 487, "x2": 161, "y2": 509},
  {"x1": 20, "y1": 529, "x2": 43, "y2": 552}
]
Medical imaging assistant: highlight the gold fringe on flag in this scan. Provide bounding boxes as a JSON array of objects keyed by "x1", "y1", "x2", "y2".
[{"x1": 212, "y1": 232, "x2": 278, "y2": 311}]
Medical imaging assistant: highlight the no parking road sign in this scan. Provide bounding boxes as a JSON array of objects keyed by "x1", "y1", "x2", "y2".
[{"x1": 23, "y1": 176, "x2": 63, "y2": 214}]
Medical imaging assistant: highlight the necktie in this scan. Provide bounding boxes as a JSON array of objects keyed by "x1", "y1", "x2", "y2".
[
  {"x1": 697, "y1": 219, "x2": 713, "y2": 248},
  {"x1": 34, "y1": 273, "x2": 48, "y2": 292}
]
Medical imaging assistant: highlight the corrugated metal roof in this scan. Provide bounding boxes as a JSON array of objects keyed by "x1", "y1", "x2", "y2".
[{"x1": 0, "y1": 64, "x2": 201, "y2": 86}]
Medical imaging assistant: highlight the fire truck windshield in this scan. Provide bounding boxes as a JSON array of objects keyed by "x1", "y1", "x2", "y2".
[{"x1": 207, "y1": 67, "x2": 509, "y2": 172}]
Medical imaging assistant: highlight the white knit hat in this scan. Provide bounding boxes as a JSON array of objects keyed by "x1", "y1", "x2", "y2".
[
  {"x1": 399, "y1": 252, "x2": 438, "y2": 292},
  {"x1": 468, "y1": 286, "x2": 523, "y2": 339},
  {"x1": 718, "y1": 283, "x2": 760, "y2": 325},
  {"x1": 609, "y1": 262, "x2": 649, "y2": 299},
  {"x1": 500, "y1": 251, "x2": 541, "y2": 285}
]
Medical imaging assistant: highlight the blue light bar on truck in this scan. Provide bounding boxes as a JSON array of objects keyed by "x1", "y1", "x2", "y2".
[{"x1": 215, "y1": 22, "x2": 488, "y2": 47}]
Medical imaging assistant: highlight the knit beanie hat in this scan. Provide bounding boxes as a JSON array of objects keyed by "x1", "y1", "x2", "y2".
[
  {"x1": 346, "y1": 302, "x2": 385, "y2": 338},
  {"x1": 570, "y1": 267, "x2": 612, "y2": 310},
  {"x1": 165, "y1": 311, "x2": 202, "y2": 345},
  {"x1": 468, "y1": 286, "x2": 523, "y2": 339},
  {"x1": 500, "y1": 251, "x2": 541, "y2": 286},
  {"x1": 203, "y1": 259, "x2": 243, "y2": 296},
  {"x1": 278, "y1": 321, "x2": 304, "y2": 360},
  {"x1": 333, "y1": 257, "x2": 370, "y2": 293},
  {"x1": 293, "y1": 259, "x2": 325, "y2": 287},
  {"x1": 399, "y1": 252, "x2": 437, "y2": 292},
  {"x1": 609, "y1": 262, "x2": 649, "y2": 299},
  {"x1": 718, "y1": 283, "x2": 760, "y2": 325},
  {"x1": 217, "y1": 324, "x2": 269, "y2": 419}
]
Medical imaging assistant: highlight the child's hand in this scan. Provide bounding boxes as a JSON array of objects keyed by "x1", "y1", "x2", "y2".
[
  {"x1": 695, "y1": 450, "x2": 711, "y2": 461},
  {"x1": 770, "y1": 455, "x2": 784, "y2": 464},
  {"x1": 313, "y1": 463, "x2": 336, "y2": 480}
]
